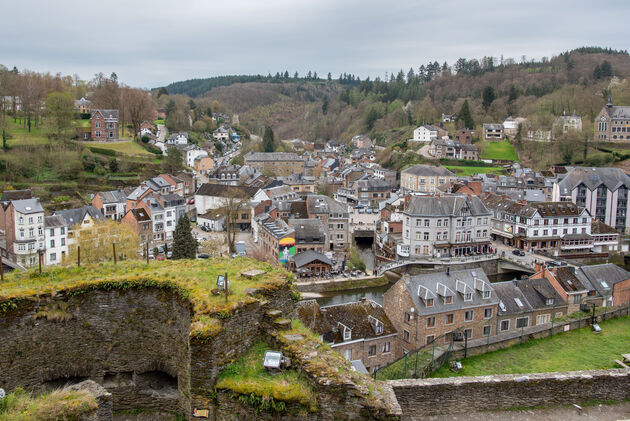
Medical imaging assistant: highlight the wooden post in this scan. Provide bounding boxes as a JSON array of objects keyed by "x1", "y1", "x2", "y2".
[
  {"x1": 0, "y1": 254, "x2": 4, "y2": 282},
  {"x1": 225, "y1": 271, "x2": 228, "y2": 303},
  {"x1": 77, "y1": 245, "x2": 81, "y2": 267},
  {"x1": 113, "y1": 242, "x2": 117, "y2": 264},
  {"x1": 146, "y1": 242, "x2": 149, "y2": 264},
  {"x1": 38, "y1": 249, "x2": 42, "y2": 274}
]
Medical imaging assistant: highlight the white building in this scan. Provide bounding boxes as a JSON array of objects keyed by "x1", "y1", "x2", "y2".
[
  {"x1": 1, "y1": 198, "x2": 46, "y2": 268},
  {"x1": 167, "y1": 132, "x2": 189, "y2": 145},
  {"x1": 182, "y1": 145, "x2": 209, "y2": 168},
  {"x1": 412, "y1": 125, "x2": 440, "y2": 143},
  {"x1": 213, "y1": 126, "x2": 230, "y2": 141},
  {"x1": 44, "y1": 215, "x2": 68, "y2": 266}
]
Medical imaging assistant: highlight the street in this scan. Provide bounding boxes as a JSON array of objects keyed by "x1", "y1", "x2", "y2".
[{"x1": 492, "y1": 241, "x2": 558, "y2": 267}]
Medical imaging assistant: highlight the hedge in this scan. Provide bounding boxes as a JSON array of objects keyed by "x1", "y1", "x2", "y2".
[{"x1": 88, "y1": 147, "x2": 117, "y2": 157}]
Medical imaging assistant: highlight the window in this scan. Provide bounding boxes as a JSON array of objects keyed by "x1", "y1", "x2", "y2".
[
  {"x1": 343, "y1": 328, "x2": 351, "y2": 341},
  {"x1": 382, "y1": 341, "x2": 390, "y2": 353},
  {"x1": 464, "y1": 328, "x2": 472, "y2": 339},
  {"x1": 423, "y1": 232, "x2": 429, "y2": 241},
  {"x1": 465, "y1": 310, "x2": 473, "y2": 321},
  {"x1": 483, "y1": 325, "x2": 491, "y2": 336},
  {"x1": 344, "y1": 349, "x2": 351, "y2": 360},
  {"x1": 444, "y1": 295, "x2": 453, "y2": 304},
  {"x1": 571, "y1": 295, "x2": 581, "y2": 304},
  {"x1": 49, "y1": 253, "x2": 56, "y2": 261},
  {"x1": 50, "y1": 239, "x2": 55, "y2": 248},
  {"x1": 368, "y1": 345, "x2": 376, "y2": 356},
  {"x1": 28, "y1": 217, "x2": 33, "y2": 224},
  {"x1": 537, "y1": 314, "x2": 551, "y2": 325},
  {"x1": 426, "y1": 316, "x2": 435, "y2": 328},
  {"x1": 500, "y1": 320, "x2": 510, "y2": 331},
  {"x1": 464, "y1": 292, "x2": 472, "y2": 301},
  {"x1": 403, "y1": 329, "x2": 410, "y2": 343},
  {"x1": 445, "y1": 313, "x2": 454, "y2": 324},
  {"x1": 425, "y1": 298, "x2": 434, "y2": 307},
  {"x1": 516, "y1": 317, "x2": 529, "y2": 328},
  {"x1": 60, "y1": 227, "x2": 65, "y2": 234},
  {"x1": 424, "y1": 219, "x2": 430, "y2": 227},
  {"x1": 484, "y1": 308, "x2": 493, "y2": 319},
  {"x1": 426, "y1": 335, "x2": 435, "y2": 345},
  {"x1": 61, "y1": 238, "x2": 65, "y2": 246},
  {"x1": 18, "y1": 244, "x2": 25, "y2": 251},
  {"x1": 375, "y1": 323, "x2": 383, "y2": 335},
  {"x1": 404, "y1": 312, "x2": 412, "y2": 323},
  {"x1": 545, "y1": 298, "x2": 554, "y2": 306}
]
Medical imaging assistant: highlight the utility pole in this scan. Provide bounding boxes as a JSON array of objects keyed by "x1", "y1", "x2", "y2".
[
  {"x1": 77, "y1": 245, "x2": 81, "y2": 267},
  {"x1": 113, "y1": 242, "x2": 117, "y2": 264}
]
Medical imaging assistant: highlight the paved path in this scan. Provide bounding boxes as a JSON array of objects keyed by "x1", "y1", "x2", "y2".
[
  {"x1": 156, "y1": 124, "x2": 167, "y2": 143},
  {"x1": 417, "y1": 144, "x2": 434, "y2": 159},
  {"x1": 417, "y1": 402, "x2": 630, "y2": 421}
]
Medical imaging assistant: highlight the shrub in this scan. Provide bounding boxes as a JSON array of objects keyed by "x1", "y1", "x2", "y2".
[{"x1": 89, "y1": 146, "x2": 117, "y2": 157}]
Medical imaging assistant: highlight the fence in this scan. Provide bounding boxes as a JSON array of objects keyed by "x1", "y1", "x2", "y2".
[{"x1": 374, "y1": 303, "x2": 630, "y2": 381}]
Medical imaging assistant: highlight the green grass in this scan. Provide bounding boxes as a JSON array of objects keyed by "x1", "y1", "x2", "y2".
[
  {"x1": 87, "y1": 141, "x2": 152, "y2": 156},
  {"x1": 216, "y1": 340, "x2": 316, "y2": 409},
  {"x1": 478, "y1": 140, "x2": 519, "y2": 161},
  {"x1": 154, "y1": 119, "x2": 165, "y2": 126},
  {"x1": 0, "y1": 387, "x2": 97, "y2": 421},
  {"x1": 445, "y1": 166, "x2": 506, "y2": 176},
  {"x1": 374, "y1": 349, "x2": 435, "y2": 380},
  {"x1": 0, "y1": 258, "x2": 292, "y2": 340},
  {"x1": 4, "y1": 119, "x2": 49, "y2": 146},
  {"x1": 432, "y1": 316, "x2": 630, "y2": 378}
]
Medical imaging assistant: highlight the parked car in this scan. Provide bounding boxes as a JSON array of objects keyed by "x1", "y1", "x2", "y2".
[
  {"x1": 197, "y1": 253, "x2": 210, "y2": 259},
  {"x1": 188, "y1": 198, "x2": 195, "y2": 204},
  {"x1": 156, "y1": 254, "x2": 166, "y2": 261},
  {"x1": 512, "y1": 249, "x2": 525, "y2": 256}
]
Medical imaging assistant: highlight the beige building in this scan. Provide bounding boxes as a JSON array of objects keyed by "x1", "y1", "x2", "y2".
[
  {"x1": 400, "y1": 165, "x2": 456, "y2": 193},
  {"x1": 594, "y1": 97, "x2": 630, "y2": 141},
  {"x1": 244, "y1": 152, "x2": 305, "y2": 176}
]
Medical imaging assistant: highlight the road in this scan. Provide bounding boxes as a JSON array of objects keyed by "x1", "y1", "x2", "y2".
[
  {"x1": 492, "y1": 241, "x2": 558, "y2": 268},
  {"x1": 156, "y1": 124, "x2": 167, "y2": 143}
]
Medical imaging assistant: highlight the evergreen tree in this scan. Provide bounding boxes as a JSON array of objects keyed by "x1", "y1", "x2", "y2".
[
  {"x1": 172, "y1": 215, "x2": 197, "y2": 259},
  {"x1": 457, "y1": 100, "x2": 474, "y2": 129},
  {"x1": 322, "y1": 96, "x2": 329, "y2": 115},
  {"x1": 263, "y1": 126, "x2": 275, "y2": 152},
  {"x1": 482, "y1": 86, "x2": 496, "y2": 111},
  {"x1": 327, "y1": 72, "x2": 332, "y2": 81}
]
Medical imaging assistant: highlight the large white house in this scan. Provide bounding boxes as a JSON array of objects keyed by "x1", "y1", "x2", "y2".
[
  {"x1": 412, "y1": 125, "x2": 441, "y2": 143},
  {"x1": 44, "y1": 215, "x2": 68, "y2": 266}
]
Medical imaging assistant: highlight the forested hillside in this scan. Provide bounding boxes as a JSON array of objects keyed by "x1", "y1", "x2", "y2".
[{"x1": 159, "y1": 47, "x2": 630, "y2": 170}]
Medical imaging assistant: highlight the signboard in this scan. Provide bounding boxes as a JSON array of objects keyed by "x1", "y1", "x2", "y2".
[{"x1": 278, "y1": 237, "x2": 295, "y2": 265}]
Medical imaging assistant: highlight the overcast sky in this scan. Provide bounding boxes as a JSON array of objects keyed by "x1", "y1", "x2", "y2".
[{"x1": 2, "y1": 0, "x2": 629, "y2": 88}]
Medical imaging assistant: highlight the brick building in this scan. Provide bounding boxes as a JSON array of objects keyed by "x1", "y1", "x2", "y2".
[
  {"x1": 383, "y1": 268, "x2": 499, "y2": 353},
  {"x1": 91, "y1": 109, "x2": 119, "y2": 141},
  {"x1": 296, "y1": 299, "x2": 399, "y2": 374},
  {"x1": 121, "y1": 207, "x2": 153, "y2": 244},
  {"x1": 594, "y1": 96, "x2": 630, "y2": 141}
]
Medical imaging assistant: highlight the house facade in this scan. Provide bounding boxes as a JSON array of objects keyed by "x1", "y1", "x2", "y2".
[
  {"x1": 400, "y1": 165, "x2": 456, "y2": 193},
  {"x1": 44, "y1": 215, "x2": 68, "y2": 266},
  {"x1": 383, "y1": 269, "x2": 499, "y2": 353},
  {"x1": 306, "y1": 195, "x2": 350, "y2": 251},
  {"x1": 0, "y1": 198, "x2": 46, "y2": 268},
  {"x1": 483, "y1": 124, "x2": 504, "y2": 141},
  {"x1": 594, "y1": 97, "x2": 630, "y2": 141},
  {"x1": 92, "y1": 190, "x2": 127, "y2": 221},
  {"x1": 91, "y1": 109, "x2": 119, "y2": 141},
  {"x1": 402, "y1": 195, "x2": 492, "y2": 258},
  {"x1": 244, "y1": 152, "x2": 306, "y2": 176}
]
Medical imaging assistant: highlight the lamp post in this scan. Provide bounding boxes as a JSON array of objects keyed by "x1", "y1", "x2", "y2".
[{"x1": 38, "y1": 244, "x2": 44, "y2": 274}]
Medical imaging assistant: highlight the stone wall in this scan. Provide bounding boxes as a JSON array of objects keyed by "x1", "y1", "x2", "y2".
[
  {"x1": 0, "y1": 288, "x2": 192, "y2": 414},
  {"x1": 389, "y1": 369, "x2": 630, "y2": 418},
  {"x1": 67, "y1": 380, "x2": 113, "y2": 421}
]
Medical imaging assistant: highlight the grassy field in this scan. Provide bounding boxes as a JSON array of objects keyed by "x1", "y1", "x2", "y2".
[
  {"x1": 4, "y1": 119, "x2": 49, "y2": 146},
  {"x1": 88, "y1": 140, "x2": 153, "y2": 156},
  {"x1": 0, "y1": 387, "x2": 97, "y2": 421},
  {"x1": 445, "y1": 165, "x2": 506, "y2": 176},
  {"x1": 432, "y1": 316, "x2": 630, "y2": 378},
  {"x1": 216, "y1": 340, "x2": 316, "y2": 409},
  {"x1": 478, "y1": 140, "x2": 519, "y2": 161}
]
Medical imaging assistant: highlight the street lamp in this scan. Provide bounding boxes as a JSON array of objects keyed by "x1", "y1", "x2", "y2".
[{"x1": 580, "y1": 302, "x2": 598, "y2": 330}]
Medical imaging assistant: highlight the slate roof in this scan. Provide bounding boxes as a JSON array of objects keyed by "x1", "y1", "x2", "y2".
[
  {"x1": 307, "y1": 195, "x2": 348, "y2": 216},
  {"x1": 603, "y1": 103, "x2": 630, "y2": 119},
  {"x1": 98, "y1": 190, "x2": 126, "y2": 204},
  {"x1": 516, "y1": 276, "x2": 565, "y2": 309},
  {"x1": 293, "y1": 250, "x2": 333, "y2": 268},
  {"x1": 289, "y1": 218, "x2": 325, "y2": 243},
  {"x1": 591, "y1": 219, "x2": 619, "y2": 235},
  {"x1": 320, "y1": 299, "x2": 397, "y2": 344},
  {"x1": 483, "y1": 123, "x2": 503, "y2": 130},
  {"x1": 552, "y1": 267, "x2": 588, "y2": 293},
  {"x1": 44, "y1": 215, "x2": 67, "y2": 228},
  {"x1": 54, "y1": 206, "x2": 103, "y2": 226},
  {"x1": 577, "y1": 264, "x2": 630, "y2": 295},
  {"x1": 557, "y1": 167, "x2": 630, "y2": 194},
  {"x1": 91, "y1": 109, "x2": 119, "y2": 120},
  {"x1": 401, "y1": 164, "x2": 456, "y2": 178},
  {"x1": 405, "y1": 195, "x2": 490, "y2": 217},
  {"x1": 195, "y1": 183, "x2": 258, "y2": 198},
  {"x1": 492, "y1": 281, "x2": 534, "y2": 315},
  {"x1": 11, "y1": 198, "x2": 44, "y2": 214},
  {"x1": 402, "y1": 268, "x2": 499, "y2": 317},
  {"x1": 130, "y1": 208, "x2": 151, "y2": 222}
]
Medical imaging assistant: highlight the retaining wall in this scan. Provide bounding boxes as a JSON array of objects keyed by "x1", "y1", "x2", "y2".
[{"x1": 389, "y1": 369, "x2": 630, "y2": 418}]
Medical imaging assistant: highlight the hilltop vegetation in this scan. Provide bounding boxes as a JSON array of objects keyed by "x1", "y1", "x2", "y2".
[{"x1": 161, "y1": 47, "x2": 630, "y2": 170}]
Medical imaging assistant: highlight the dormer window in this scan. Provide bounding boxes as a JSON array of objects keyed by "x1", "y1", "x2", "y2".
[
  {"x1": 425, "y1": 298, "x2": 434, "y2": 307},
  {"x1": 343, "y1": 328, "x2": 351, "y2": 341},
  {"x1": 546, "y1": 298, "x2": 554, "y2": 306},
  {"x1": 444, "y1": 296, "x2": 453, "y2": 304},
  {"x1": 483, "y1": 290, "x2": 491, "y2": 299},
  {"x1": 376, "y1": 323, "x2": 383, "y2": 334},
  {"x1": 464, "y1": 292, "x2": 472, "y2": 301}
]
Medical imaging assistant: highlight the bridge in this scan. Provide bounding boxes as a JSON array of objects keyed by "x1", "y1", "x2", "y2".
[{"x1": 376, "y1": 254, "x2": 535, "y2": 276}]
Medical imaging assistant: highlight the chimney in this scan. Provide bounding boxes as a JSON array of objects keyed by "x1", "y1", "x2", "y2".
[{"x1": 535, "y1": 260, "x2": 543, "y2": 273}]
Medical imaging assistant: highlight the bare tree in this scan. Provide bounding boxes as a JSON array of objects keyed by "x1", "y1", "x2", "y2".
[
  {"x1": 218, "y1": 187, "x2": 249, "y2": 254},
  {"x1": 123, "y1": 87, "x2": 152, "y2": 140},
  {"x1": 19, "y1": 71, "x2": 44, "y2": 132}
]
